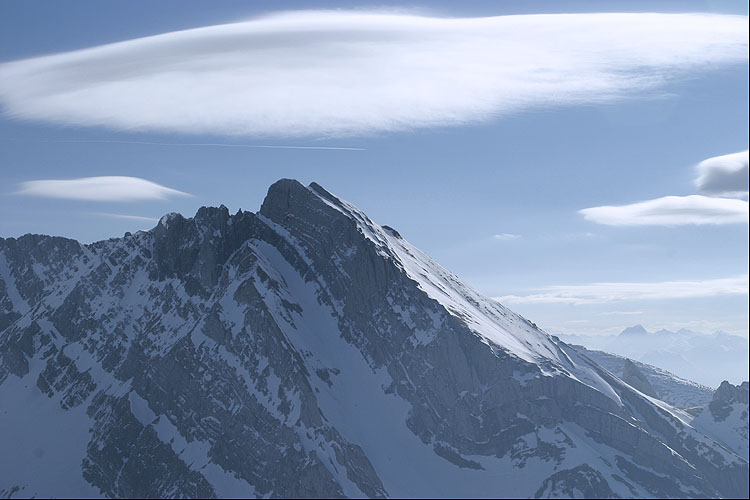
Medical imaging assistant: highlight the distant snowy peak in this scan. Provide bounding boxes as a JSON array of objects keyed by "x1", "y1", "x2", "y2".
[
  {"x1": 559, "y1": 326, "x2": 748, "y2": 387},
  {"x1": 618, "y1": 324, "x2": 649, "y2": 336},
  {"x1": 619, "y1": 325, "x2": 717, "y2": 337}
]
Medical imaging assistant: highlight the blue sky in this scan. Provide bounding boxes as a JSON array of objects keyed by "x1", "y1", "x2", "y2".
[{"x1": 0, "y1": 0, "x2": 747, "y2": 337}]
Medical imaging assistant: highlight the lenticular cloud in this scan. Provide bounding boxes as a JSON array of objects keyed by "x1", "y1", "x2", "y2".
[
  {"x1": 0, "y1": 11, "x2": 746, "y2": 138},
  {"x1": 17, "y1": 176, "x2": 190, "y2": 202},
  {"x1": 578, "y1": 195, "x2": 749, "y2": 226},
  {"x1": 695, "y1": 150, "x2": 749, "y2": 196}
]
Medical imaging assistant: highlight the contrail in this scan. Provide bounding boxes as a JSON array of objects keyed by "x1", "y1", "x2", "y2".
[{"x1": 2, "y1": 138, "x2": 365, "y2": 151}]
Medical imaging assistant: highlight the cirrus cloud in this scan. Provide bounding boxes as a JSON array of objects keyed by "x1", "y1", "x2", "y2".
[
  {"x1": 17, "y1": 176, "x2": 190, "y2": 202},
  {"x1": 0, "y1": 11, "x2": 747, "y2": 137},
  {"x1": 695, "y1": 150, "x2": 749, "y2": 196},
  {"x1": 91, "y1": 212, "x2": 160, "y2": 222},
  {"x1": 493, "y1": 233, "x2": 521, "y2": 241},
  {"x1": 579, "y1": 195, "x2": 748, "y2": 226},
  {"x1": 496, "y1": 275, "x2": 748, "y2": 305}
]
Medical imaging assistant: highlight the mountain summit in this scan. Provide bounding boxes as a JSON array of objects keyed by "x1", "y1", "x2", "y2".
[
  {"x1": 618, "y1": 325, "x2": 649, "y2": 337},
  {"x1": 1, "y1": 179, "x2": 747, "y2": 498}
]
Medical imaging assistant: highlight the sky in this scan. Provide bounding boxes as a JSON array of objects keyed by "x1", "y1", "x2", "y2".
[{"x1": 0, "y1": 0, "x2": 748, "y2": 337}]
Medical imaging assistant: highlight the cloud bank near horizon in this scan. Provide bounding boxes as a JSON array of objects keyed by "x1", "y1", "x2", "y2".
[
  {"x1": 17, "y1": 176, "x2": 190, "y2": 202},
  {"x1": 0, "y1": 11, "x2": 747, "y2": 138},
  {"x1": 497, "y1": 275, "x2": 748, "y2": 305}
]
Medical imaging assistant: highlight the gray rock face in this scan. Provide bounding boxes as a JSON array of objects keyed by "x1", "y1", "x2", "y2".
[
  {"x1": 622, "y1": 359, "x2": 660, "y2": 399},
  {"x1": 1, "y1": 179, "x2": 748, "y2": 498},
  {"x1": 714, "y1": 380, "x2": 749, "y2": 405}
]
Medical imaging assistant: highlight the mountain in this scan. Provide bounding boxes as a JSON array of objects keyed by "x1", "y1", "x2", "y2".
[
  {"x1": 1, "y1": 179, "x2": 748, "y2": 498},
  {"x1": 567, "y1": 344, "x2": 714, "y2": 408},
  {"x1": 558, "y1": 327, "x2": 749, "y2": 388},
  {"x1": 618, "y1": 325, "x2": 649, "y2": 337},
  {"x1": 690, "y1": 382, "x2": 749, "y2": 461}
]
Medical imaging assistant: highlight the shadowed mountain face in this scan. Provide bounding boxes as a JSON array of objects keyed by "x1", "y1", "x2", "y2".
[{"x1": 1, "y1": 179, "x2": 748, "y2": 498}]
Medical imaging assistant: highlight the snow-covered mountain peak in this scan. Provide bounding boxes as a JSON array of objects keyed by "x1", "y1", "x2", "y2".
[
  {"x1": 1, "y1": 179, "x2": 748, "y2": 498},
  {"x1": 259, "y1": 179, "x2": 574, "y2": 367}
]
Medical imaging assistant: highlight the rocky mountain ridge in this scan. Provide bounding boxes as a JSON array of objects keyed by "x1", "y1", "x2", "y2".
[{"x1": 1, "y1": 179, "x2": 748, "y2": 498}]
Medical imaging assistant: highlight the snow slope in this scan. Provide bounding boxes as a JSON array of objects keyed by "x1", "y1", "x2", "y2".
[{"x1": 567, "y1": 344, "x2": 714, "y2": 408}]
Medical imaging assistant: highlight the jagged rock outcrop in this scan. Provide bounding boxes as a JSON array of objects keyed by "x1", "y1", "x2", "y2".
[
  {"x1": 710, "y1": 381, "x2": 749, "y2": 422},
  {"x1": 684, "y1": 381, "x2": 749, "y2": 462},
  {"x1": 714, "y1": 381, "x2": 749, "y2": 405},
  {"x1": 1, "y1": 179, "x2": 748, "y2": 498}
]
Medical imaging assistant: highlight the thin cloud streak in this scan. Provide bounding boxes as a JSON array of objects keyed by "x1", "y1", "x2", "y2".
[
  {"x1": 91, "y1": 212, "x2": 159, "y2": 223},
  {"x1": 0, "y1": 11, "x2": 746, "y2": 137},
  {"x1": 17, "y1": 176, "x2": 191, "y2": 202},
  {"x1": 495, "y1": 275, "x2": 748, "y2": 305},
  {"x1": 599, "y1": 310, "x2": 644, "y2": 316},
  {"x1": 493, "y1": 233, "x2": 521, "y2": 241},
  {"x1": 579, "y1": 195, "x2": 748, "y2": 226},
  {"x1": 1, "y1": 138, "x2": 365, "y2": 151}
]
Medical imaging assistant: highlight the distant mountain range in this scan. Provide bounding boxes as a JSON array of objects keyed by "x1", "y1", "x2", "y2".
[{"x1": 557, "y1": 325, "x2": 749, "y2": 388}]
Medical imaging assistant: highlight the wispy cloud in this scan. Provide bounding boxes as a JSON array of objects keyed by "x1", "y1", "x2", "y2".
[
  {"x1": 695, "y1": 150, "x2": 749, "y2": 196},
  {"x1": 496, "y1": 275, "x2": 748, "y2": 305},
  {"x1": 1, "y1": 138, "x2": 364, "y2": 151},
  {"x1": 91, "y1": 212, "x2": 159, "y2": 223},
  {"x1": 599, "y1": 310, "x2": 644, "y2": 316},
  {"x1": 0, "y1": 11, "x2": 746, "y2": 137},
  {"x1": 579, "y1": 195, "x2": 748, "y2": 226},
  {"x1": 493, "y1": 233, "x2": 521, "y2": 241},
  {"x1": 17, "y1": 176, "x2": 190, "y2": 202}
]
